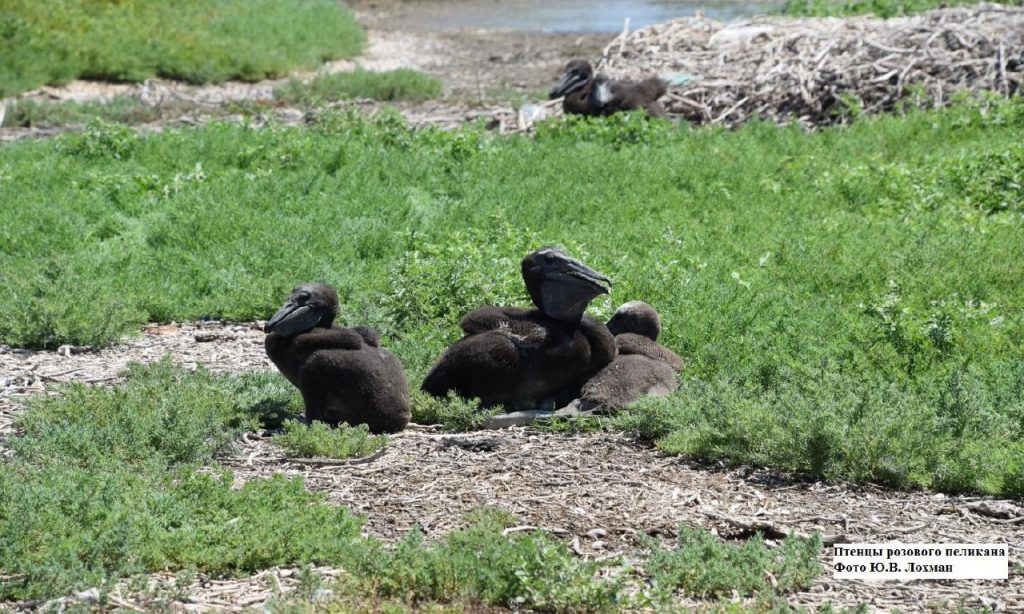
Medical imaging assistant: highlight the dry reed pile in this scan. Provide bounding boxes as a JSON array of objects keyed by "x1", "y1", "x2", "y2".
[{"x1": 596, "y1": 4, "x2": 1024, "y2": 126}]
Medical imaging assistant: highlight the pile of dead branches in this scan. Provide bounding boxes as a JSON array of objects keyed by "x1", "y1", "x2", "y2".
[{"x1": 596, "y1": 4, "x2": 1024, "y2": 127}]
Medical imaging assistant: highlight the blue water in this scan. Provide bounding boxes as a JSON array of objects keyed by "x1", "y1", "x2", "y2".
[{"x1": 383, "y1": 0, "x2": 783, "y2": 33}]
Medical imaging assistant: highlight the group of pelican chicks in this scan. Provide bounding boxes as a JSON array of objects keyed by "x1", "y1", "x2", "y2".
[
  {"x1": 261, "y1": 60, "x2": 673, "y2": 433},
  {"x1": 264, "y1": 248, "x2": 682, "y2": 434}
]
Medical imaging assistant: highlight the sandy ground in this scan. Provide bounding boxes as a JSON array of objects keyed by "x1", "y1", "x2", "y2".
[{"x1": 1, "y1": 322, "x2": 1022, "y2": 612}]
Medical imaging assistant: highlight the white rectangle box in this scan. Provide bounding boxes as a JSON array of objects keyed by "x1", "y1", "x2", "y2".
[{"x1": 833, "y1": 543, "x2": 1008, "y2": 581}]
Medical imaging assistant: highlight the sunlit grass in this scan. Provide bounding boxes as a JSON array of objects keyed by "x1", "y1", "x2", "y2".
[
  {"x1": 1, "y1": 97, "x2": 1022, "y2": 497},
  {"x1": 0, "y1": 0, "x2": 365, "y2": 97}
]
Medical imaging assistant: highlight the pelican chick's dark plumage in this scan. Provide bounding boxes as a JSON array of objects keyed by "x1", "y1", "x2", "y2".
[
  {"x1": 573, "y1": 301, "x2": 683, "y2": 413},
  {"x1": 264, "y1": 283, "x2": 411, "y2": 434},
  {"x1": 549, "y1": 59, "x2": 668, "y2": 118},
  {"x1": 421, "y1": 248, "x2": 617, "y2": 409}
]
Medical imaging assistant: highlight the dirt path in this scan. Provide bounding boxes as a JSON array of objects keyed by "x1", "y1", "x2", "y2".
[{"x1": 2, "y1": 323, "x2": 1022, "y2": 612}]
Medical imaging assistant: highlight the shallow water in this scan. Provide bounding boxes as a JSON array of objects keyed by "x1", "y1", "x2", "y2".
[{"x1": 378, "y1": 0, "x2": 783, "y2": 32}]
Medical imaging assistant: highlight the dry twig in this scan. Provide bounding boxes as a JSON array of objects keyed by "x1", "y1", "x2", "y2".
[{"x1": 701, "y1": 509, "x2": 850, "y2": 545}]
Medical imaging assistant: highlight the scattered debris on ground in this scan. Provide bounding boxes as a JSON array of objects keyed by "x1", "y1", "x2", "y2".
[
  {"x1": 0, "y1": 321, "x2": 270, "y2": 435},
  {"x1": 597, "y1": 4, "x2": 1024, "y2": 127},
  {"x1": 2, "y1": 322, "x2": 1022, "y2": 611}
]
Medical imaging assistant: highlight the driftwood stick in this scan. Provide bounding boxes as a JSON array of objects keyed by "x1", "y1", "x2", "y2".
[
  {"x1": 617, "y1": 17, "x2": 631, "y2": 57},
  {"x1": 482, "y1": 404, "x2": 599, "y2": 429}
]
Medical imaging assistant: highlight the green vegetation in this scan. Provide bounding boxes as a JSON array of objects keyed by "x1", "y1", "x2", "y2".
[
  {"x1": 644, "y1": 527, "x2": 822, "y2": 602},
  {"x1": 4, "y1": 363, "x2": 820, "y2": 607},
  {"x1": 1, "y1": 362, "x2": 590, "y2": 604},
  {"x1": 1, "y1": 97, "x2": 1022, "y2": 498},
  {"x1": 3, "y1": 96, "x2": 164, "y2": 129},
  {"x1": 343, "y1": 508, "x2": 623, "y2": 612},
  {"x1": 274, "y1": 69, "x2": 444, "y2": 106},
  {"x1": 272, "y1": 419, "x2": 389, "y2": 459},
  {"x1": 531, "y1": 415, "x2": 604, "y2": 434},
  {"x1": 410, "y1": 389, "x2": 500, "y2": 431},
  {"x1": 265, "y1": 514, "x2": 823, "y2": 613},
  {"x1": 0, "y1": 360, "x2": 363, "y2": 600},
  {"x1": 0, "y1": 0, "x2": 365, "y2": 97},
  {"x1": 783, "y1": 0, "x2": 1020, "y2": 18}
]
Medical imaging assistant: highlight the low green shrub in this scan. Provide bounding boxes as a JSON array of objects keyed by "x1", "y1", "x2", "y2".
[
  {"x1": 613, "y1": 364, "x2": 1024, "y2": 496},
  {"x1": 12, "y1": 358, "x2": 258, "y2": 468},
  {"x1": 0, "y1": 360, "x2": 355, "y2": 599},
  {"x1": 273, "y1": 419, "x2": 389, "y2": 459},
  {"x1": 346, "y1": 508, "x2": 623, "y2": 612},
  {"x1": 409, "y1": 389, "x2": 499, "y2": 431},
  {"x1": 535, "y1": 110, "x2": 678, "y2": 148},
  {"x1": 53, "y1": 118, "x2": 140, "y2": 160},
  {"x1": 644, "y1": 527, "x2": 821, "y2": 600}
]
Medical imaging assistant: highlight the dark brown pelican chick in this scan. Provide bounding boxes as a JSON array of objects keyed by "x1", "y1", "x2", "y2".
[
  {"x1": 549, "y1": 59, "x2": 668, "y2": 118},
  {"x1": 574, "y1": 301, "x2": 683, "y2": 413},
  {"x1": 421, "y1": 248, "x2": 617, "y2": 409},
  {"x1": 264, "y1": 283, "x2": 411, "y2": 434},
  {"x1": 550, "y1": 59, "x2": 601, "y2": 116}
]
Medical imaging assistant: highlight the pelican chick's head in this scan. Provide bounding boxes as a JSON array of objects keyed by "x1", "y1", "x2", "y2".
[
  {"x1": 265, "y1": 283, "x2": 339, "y2": 337},
  {"x1": 521, "y1": 247, "x2": 611, "y2": 322},
  {"x1": 606, "y1": 301, "x2": 661, "y2": 340},
  {"x1": 549, "y1": 59, "x2": 594, "y2": 99}
]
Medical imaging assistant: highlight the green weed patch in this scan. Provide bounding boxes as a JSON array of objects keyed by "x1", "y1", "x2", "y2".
[
  {"x1": 644, "y1": 527, "x2": 822, "y2": 602},
  {"x1": 273, "y1": 419, "x2": 389, "y2": 459},
  {"x1": 0, "y1": 0, "x2": 364, "y2": 97},
  {"x1": 1, "y1": 98, "x2": 1022, "y2": 497},
  {"x1": 0, "y1": 360, "x2": 358, "y2": 600},
  {"x1": 1, "y1": 363, "x2": 840, "y2": 606},
  {"x1": 409, "y1": 389, "x2": 499, "y2": 431},
  {"x1": 345, "y1": 508, "x2": 623, "y2": 612},
  {"x1": 612, "y1": 363, "x2": 1024, "y2": 494},
  {"x1": 3, "y1": 96, "x2": 164, "y2": 129}
]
